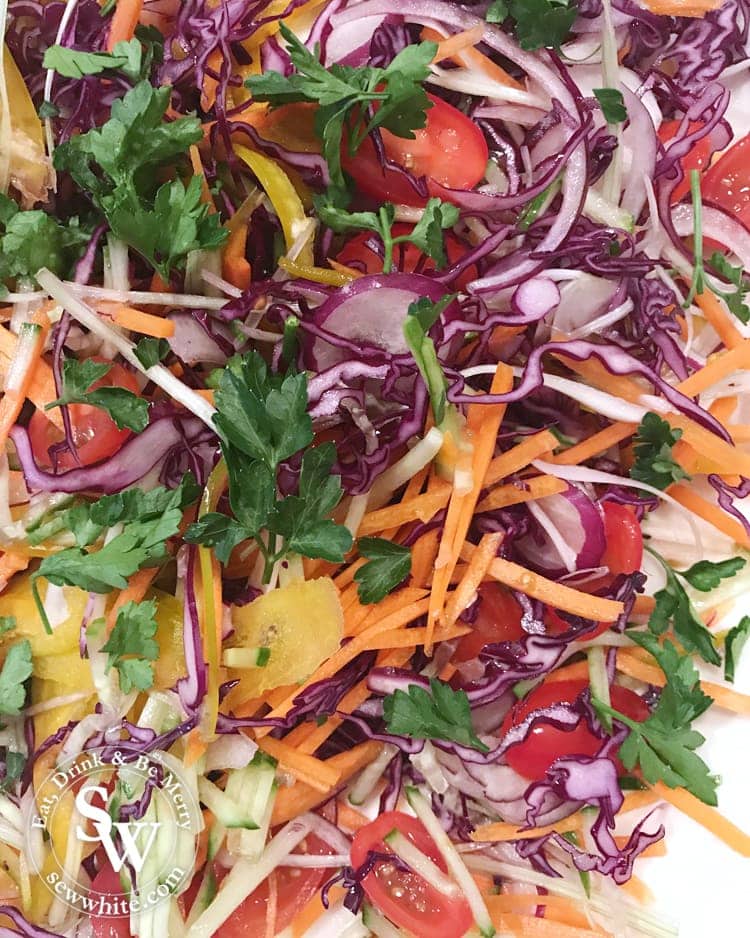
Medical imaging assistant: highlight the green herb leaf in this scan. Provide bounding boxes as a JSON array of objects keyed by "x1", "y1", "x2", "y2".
[
  {"x1": 0, "y1": 616, "x2": 17, "y2": 635},
  {"x1": 46, "y1": 357, "x2": 149, "y2": 433},
  {"x1": 680, "y1": 556, "x2": 746, "y2": 592},
  {"x1": 400, "y1": 198, "x2": 460, "y2": 269},
  {"x1": 493, "y1": 0, "x2": 578, "y2": 50},
  {"x1": 486, "y1": 0, "x2": 509, "y2": 22},
  {"x1": 630, "y1": 412, "x2": 690, "y2": 490},
  {"x1": 685, "y1": 169, "x2": 705, "y2": 306},
  {"x1": 404, "y1": 295, "x2": 455, "y2": 425},
  {"x1": 43, "y1": 39, "x2": 143, "y2": 81},
  {"x1": 101, "y1": 599, "x2": 159, "y2": 693},
  {"x1": 247, "y1": 24, "x2": 435, "y2": 203},
  {"x1": 725, "y1": 615, "x2": 750, "y2": 684},
  {"x1": 0, "y1": 641, "x2": 33, "y2": 716},
  {"x1": 354, "y1": 537, "x2": 412, "y2": 604},
  {"x1": 593, "y1": 88, "x2": 627, "y2": 124},
  {"x1": 647, "y1": 553, "x2": 721, "y2": 666},
  {"x1": 708, "y1": 252, "x2": 750, "y2": 324},
  {"x1": 53, "y1": 81, "x2": 226, "y2": 279},
  {"x1": 0, "y1": 750, "x2": 25, "y2": 792},
  {"x1": 184, "y1": 513, "x2": 250, "y2": 565},
  {"x1": 383, "y1": 678, "x2": 489, "y2": 752},
  {"x1": 134, "y1": 336, "x2": 170, "y2": 369}
]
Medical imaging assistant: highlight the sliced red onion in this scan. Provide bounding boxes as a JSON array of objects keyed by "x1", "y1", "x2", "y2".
[
  {"x1": 511, "y1": 277, "x2": 560, "y2": 321},
  {"x1": 551, "y1": 274, "x2": 619, "y2": 335},
  {"x1": 515, "y1": 483, "x2": 606, "y2": 577},
  {"x1": 673, "y1": 202, "x2": 750, "y2": 271},
  {"x1": 10, "y1": 416, "x2": 204, "y2": 494},
  {"x1": 168, "y1": 311, "x2": 231, "y2": 366},
  {"x1": 308, "y1": 273, "x2": 457, "y2": 371},
  {"x1": 176, "y1": 546, "x2": 208, "y2": 712}
]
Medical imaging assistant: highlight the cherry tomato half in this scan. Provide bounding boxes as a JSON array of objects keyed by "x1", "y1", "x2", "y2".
[
  {"x1": 28, "y1": 361, "x2": 140, "y2": 471},
  {"x1": 452, "y1": 583, "x2": 525, "y2": 662},
  {"x1": 601, "y1": 502, "x2": 643, "y2": 577},
  {"x1": 335, "y1": 225, "x2": 477, "y2": 288},
  {"x1": 501, "y1": 679, "x2": 650, "y2": 781},
  {"x1": 702, "y1": 132, "x2": 750, "y2": 231},
  {"x1": 351, "y1": 811, "x2": 473, "y2": 938},
  {"x1": 341, "y1": 94, "x2": 489, "y2": 206},
  {"x1": 180, "y1": 834, "x2": 333, "y2": 937},
  {"x1": 90, "y1": 864, "x2": 132, "y2": 938},
  {"x1": 657, "y1": 120, "x2": 711, "y2": 203}
]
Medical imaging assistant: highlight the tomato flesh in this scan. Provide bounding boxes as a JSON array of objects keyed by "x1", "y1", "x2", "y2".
[
  {"x1": 90, "y1": 864, "x2": 131, "y2": 938},
  {"x1": 702, "y1": 132, "x2": 750, "y2": 231},
  {"x1": 657, "y1": 120, "x2": 711, "y2": 203},
  {"x1": 501, "y1": 679, "x2": 650, "y2": 781},
  {"x1": 351, "y1": 812, "x2": 473, "y2": 938},
  {"x1": 601, "y1": 502, "x2": 643, "y2": 576},
  {"x1": 28, "y1": 361, "x2": 140, "y2": 470},
  {"x1": 342, "y1": 94, "x2": 488, "y2": 206},
  {"x1": 453, "y1": 583, "x2": 525, "y2": 662}
]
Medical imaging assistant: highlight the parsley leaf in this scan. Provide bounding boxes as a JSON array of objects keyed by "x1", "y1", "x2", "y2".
[
  {"x1": 594, "y1": 633, "x2": 716, "y2": 805},
  {"x1": 0, "y1": 641, "x2": 33, "y2": 716},
  {"x1": 647, "y1": 551, "x2": 720, "y2": 666},
  {"x1": 134, "y1": 336, "x2": 170, "y2": 369},
  {"x1": 383, "y1": 678, "x2": 488, "y2": 752},
  {"x1": 0, "y1": 617, "x2": 16, "y2": 636},
  {"x1": 101, "y1": 600, "x2": 159, "y2": 693},
  {"x1": 487, "y1": 0, "x2": 577, "y2": 50},
  {"x1": 186, "y1": 352, "x2": 352, "y2": 579},
  {"x1": 593, "y1": 88, "x2": 627, "y2": 124},
  {"x1": 630, "y1": 412, "x2": 689, "y2": 490},
  {"x1": 247, "y1": 24, "x2": 435, "y2": 204},
  {"x1": 725, "y1": 615, "x2": 750, "y2": 684},
  {"x1": 316, "y1": 196, "x2": 459, "y2": 272},
  {"x1": 43, "y1": 39, "x2": 144, "y2": 82},
  {"x1": 46, "y1": 357, "x2": 149, "y2": 433},
  {"x1": 680, "y1": 556, "x2": 746, "y2": 592},
  {"x1": 354, "y1": 538, "x2": 412, "y2": 604},
  {"x1": 53, "y1": 82, "x2": 226, "y2": 279},
  {"x1": 0, "y1": 195, "x2": 91, "y2": 291},
  {"x1": 404, "y1": 295, "x2": 455, "y2": 425},
  {"x1": 708, "y1": 252, "x2": 750, "y2": 324},
  {"x1": 0, "y1": 750, "x2": 25, "y2": 792}
]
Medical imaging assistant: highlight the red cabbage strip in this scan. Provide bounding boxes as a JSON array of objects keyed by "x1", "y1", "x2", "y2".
[
  {"x1": 0, "y1": 908, "x2": 63, "y2": 938},
  {"x1": 223, "y1": 122, "x2": 330, "y2": 188},
  {"x1": 177, "y1": 547, "x2": 208, "y2": 712},
  {"x1": 10, "y1": 417, "x2": 204, "y2": 494},
  {"x1": 447, "y1": 339, "x2": 731, "y2": 441},
  {"x1": 708, "y1": 475, "x2": 750, "y2": 539},
  {"x1": 518, "y1": 756, "x2": 664, "y2": 884}
]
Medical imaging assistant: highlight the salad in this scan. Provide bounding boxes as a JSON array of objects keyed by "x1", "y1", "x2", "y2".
[{"x1": 2, "y1": 0, "x2": 750, "y2": 935}]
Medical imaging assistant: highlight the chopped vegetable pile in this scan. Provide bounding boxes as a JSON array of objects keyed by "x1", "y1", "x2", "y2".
[{"x1": 2, "y1": 0, "x2": 750, "y2": 936}]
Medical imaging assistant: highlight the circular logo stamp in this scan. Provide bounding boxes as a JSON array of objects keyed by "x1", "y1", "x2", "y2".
[{"x1": 30, "y1": 746, "x2": 200, "y2": 918}]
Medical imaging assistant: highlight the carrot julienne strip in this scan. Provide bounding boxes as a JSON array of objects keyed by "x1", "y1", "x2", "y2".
[
  {"x1": 106, "y1": 0, "x2": 143, "y2": 49},
  {"x1": 360, "y1": 622, "x2": 470, "y2": 651},
  {"x1": 476, "y1": 475, "x2": 567, "y2": 514},
  {"x1": 98, "y1": 302, "x2": 175, "y2": 338},
  {"x1": 256, "y1": 737, "x2": 341, "y2": 792},
  {"x1": 483, "y1": 429, "x2": 559, "y2": 487},
  {"x1": 445, "y1": 531, "x2": 503, "y2": 626},
  {"x1": 667, "y1": 484, "x2": 750, "y2": 548},
  {"x1": 358, "y1": 482, "x2": 452, "y2": 536},
  {"x1": 652, "y1": 782, "x2": 750, "y2": 856}
]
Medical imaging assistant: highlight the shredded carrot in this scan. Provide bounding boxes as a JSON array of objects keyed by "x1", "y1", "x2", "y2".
[
  {"x1": 352, "y1": 587, "x2": 429, "y2": 636},
  {"x1": 617, "y1": 649, "x2": 750, "y2": 715},
  {"x1": 477, "y1": 475, "x2": 568, "y2": 514},
  {"x1": 614, "y1": 834, "x2": 666, "y2": 857},
  {"x1": 653, "y1": 782, "x2": 750, "y2": 856},
  {"x1": 622, "y1": 873, "x2": 653, "y2": 904},
  {"x1": 337, "y1": 801, "x2": 372, "y2": 832},
  {"x1": 189, "y1": 145, "x2": 215, "y2": 208},
  {"x1": 256, "y1": 737, "x2": 341, "y2": 792},
  {"x1": 106, "y1": 0, "x2": 143, "y2": 49},
  {"x1": 694, "y1": 292, "x2": 744, "y2": 348},
  {"x1": 105, "y1": 568, "x2": 160, "y2": 634},
  {"x1": 420, "y1": 25, "x2": 525, "y2": 90},
  {"x1": 430, "y1": 25, "x2": 485, "y2": 63},
  {"x1": 0, "y1": 316, "x2": 49, "y2": 447},
  {"x1": 291, "y1": 886, "x2": 343, "y2": 938},
  {"x1": 0, "y1": 551, "x2": 29, "y2": 592},
  {"x1": 222, "y1": 224, "x2": 252, "y2": 291},
  {"x1": 361, "y1": 622, "x2": 470, "y2": 651},
  {"x1": 486, "y1": 895, "x2": 602, "y2": 931},
  {"x1": 0, "y1": 327, "x2": 63, "y2": 430},
  {"x1": 632, "y1": 594, "x2": 656, "y2": 616},
  {"x1": 411, "y1": 528, "x2": 441, "y2": 590},
  {"x1": 445, "y1": 531, "x2": 503, "y2": 626},
  {"x1": 97, "y1": 301, "x2": 175, "y2": 338},
  {"x1": 184, "y1": 729, "x2": 208, "y2": 768},
  {"x1": 549, "y1": 422, "x2": 633, "y2": 467},
  {"x1": 358, "y1": 482, "x2": 451, "y2": 536},
  {"x1": 328, "y1": 258, "x2": 365, "y2": 279},
  {"x1": 490, "y1": 911, "x2": 608, "y2": 938},
  {"x1": 642, "y1": 0, "x2": 722, "y2": 19},
  {"x1": 484, "y1": 430, "x2": 559, "y2": 487},
  {"x1": 462, "y1": 545, "x2": 624, "y2": 622},
  {"x1": 271, "y1": 741, "x2": 382, "y2": 825},
  {"x1": 545, "y1": 660, "x2": 590, "y2": 682},
  {"x1": 427, "y1": 364, "x2": 513, "y2": 653},
  {"x1": 200, "y1": 49, "x2": 224, "y2": 114},
  {"x1": 472, "y1": 812, "x2": 582, "y2": 843},
  {"x1": 668, "y1": 484, "x2": 750, "y2": 548}
]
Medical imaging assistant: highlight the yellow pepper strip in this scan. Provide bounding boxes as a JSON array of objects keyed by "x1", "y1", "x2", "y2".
[
  {"x1": 2, "y1": 45, "x2": 51, "y2": 205},
  {"x1": 236, "y1": 0, "x2": 328, "y2": 86},
  {"x1": 198, "y1": 459, "x2": 229, "y2": 739},
  {"x1": 278, "y1": 257, "x2": 354, "y2": 287},
  {"x1": 234, "y1": 144, "x2": 315, "y2": 267}
]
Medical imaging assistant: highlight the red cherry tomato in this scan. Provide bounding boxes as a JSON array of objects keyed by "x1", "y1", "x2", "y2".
[
  {"x1": 341, "y1": 94, "x2": 489, "y2": 206},
  {"x1": 501, "y1": 679, "x2": 650, "y2": 781},
  {"x1": 701, "y1": 132, "x2": 750, "y2": 231},
  {"x1": 601, "y1": 502, "x2": 643, "y2": 577},
  {"x1": 351, "y1": 811, "x2": 473, "y2": 938},
  {"x1": 28, "y1": 360, "x2": 140, "y2": 470},
  {"x1": 453, "y1": 583, "x2": 525, "y2": 662},
  {"x1": 335, "y1": 226, "x2": 476, "y2": 288},
  {"x1": 90, "y1": 864, "x2": 132, "y2": 938},
  {"x1": 180, "y1": 834, "x2": 332, "y2": 936},
  {"x1": 657, "y1": 120, "x2": 711, "y2": 203}
]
